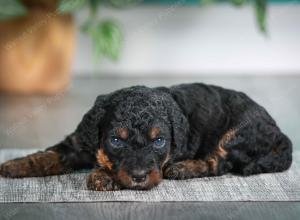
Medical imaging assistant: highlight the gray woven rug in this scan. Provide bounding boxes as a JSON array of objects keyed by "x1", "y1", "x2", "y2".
[{"x1": 0, "y1": 149, "x2": 299, "y2": 203}]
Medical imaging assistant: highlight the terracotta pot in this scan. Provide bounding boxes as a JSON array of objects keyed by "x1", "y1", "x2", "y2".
[{"x1": 0, "y1": 7, "x2": 76, "y2": 94}]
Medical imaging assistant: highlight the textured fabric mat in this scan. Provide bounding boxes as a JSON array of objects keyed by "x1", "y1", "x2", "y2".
[{"x1": 0, "y1": 149, "x2": 299, "y2": 203}]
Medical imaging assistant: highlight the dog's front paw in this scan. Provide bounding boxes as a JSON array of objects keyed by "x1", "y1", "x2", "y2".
[
  {"x1": 163, "y1": 163, "x2": 187, "y2": 180},
  {"x1": 0, "y1": 159, "x2": 28, "y2": 178},
  {"x1": 0, "y1": 151, "x2": 64, "y2": 178},
  {"x1": 163, "y1": 160, "x2": 209, "y2": 180},
  {"x1": 87, "y1": 169, "x2": 121, "y2": 191}
]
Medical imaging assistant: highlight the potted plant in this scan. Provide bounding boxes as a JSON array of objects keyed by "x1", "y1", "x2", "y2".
[
  {"x1": 0, "y1": 0, "x2": 75, "y2": 94},
  {"x1": 0, "y1": 0, "x2": 123, "y2": 94},
  {"x1": 0, "y1": 0, "x2": 267, "y2": 94}
]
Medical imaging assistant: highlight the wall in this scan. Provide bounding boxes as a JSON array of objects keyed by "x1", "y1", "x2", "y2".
[{"x1": 72, "y1": 4, "x2": 300, "y2": 76}]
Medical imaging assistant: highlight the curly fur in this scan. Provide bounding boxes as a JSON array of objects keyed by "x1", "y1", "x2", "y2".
[{"x1": 0, "y1": 83, "x2": 293, "y2": 190}]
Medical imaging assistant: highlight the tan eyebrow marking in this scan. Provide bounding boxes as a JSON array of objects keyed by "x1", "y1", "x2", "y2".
[
  {"x1": 116, "y1": 127, "x2": 129, "y2": 140},
  {"x1": 149, "y1": 127, "x2": 160, "y2": 140}
]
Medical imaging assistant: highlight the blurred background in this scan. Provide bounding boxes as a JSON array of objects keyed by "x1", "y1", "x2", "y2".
[
  {"x1": 0, "y1": 0, "x2": 299, "y2": 151},
  {"x1": 74, "y1": 0, "x2": 300, "y2": 76}
]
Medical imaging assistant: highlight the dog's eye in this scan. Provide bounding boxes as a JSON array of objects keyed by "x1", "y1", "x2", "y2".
[
  {"x1": 110, "y1": 137, "x2": 124, "y2": 148},
  {"x1": 153, "y1": 137, "x2": 166, "y2": 148}
]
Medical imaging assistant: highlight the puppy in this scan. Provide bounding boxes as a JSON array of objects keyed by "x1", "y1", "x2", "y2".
[{"x1": 0, "y1": 83, "x2": 292, "y2": 191}]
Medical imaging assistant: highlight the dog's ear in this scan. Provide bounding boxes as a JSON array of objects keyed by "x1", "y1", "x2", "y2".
[
  {"x1": 71, "y1": 94, "x2": 108, "y2": 149},
  {"x1": 156, "y1": 87, "x2": 190, "y2": 159},
  {"x1": 164, "y1": 97, "x2": 189, "y2": 160},
  {"x1": 44, "y1": 94, "x2": 109, "y2": 170}
]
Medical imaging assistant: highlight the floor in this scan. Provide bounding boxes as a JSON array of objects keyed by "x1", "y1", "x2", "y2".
[{"x1": 0, "y1": 76, "x2": 299, "y2": 220}]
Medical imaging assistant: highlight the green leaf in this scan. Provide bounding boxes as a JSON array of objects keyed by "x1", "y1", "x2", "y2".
[
  {"x1": 89, "y1": 0, "x2": 101, "y2": 15},
  {"x1": 230, "y1": 0, "x2": 247, "y2": 6},
  {"x1": 109, "y1": 0, "x2": 141, "y2": 7},
  {"x1": 90, "y1": 20, "x2": 123, "y2": 60},
  {"x1": 0, "y1": 0, "x2": 27, "y2": 20},
  {"x1": 58, "y1": 0, "x2": 87, "y2": 14},
  {"x1": 255, "y1": 0, "x2": 267, "y2": 32},
  {"x1": 201, "y1": 0, "x2": 217, "y2": 5}
]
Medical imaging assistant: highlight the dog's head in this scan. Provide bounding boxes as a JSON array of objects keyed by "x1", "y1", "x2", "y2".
[{"x1": 77, "y1": 86, "x2": 189, "y2": 189}]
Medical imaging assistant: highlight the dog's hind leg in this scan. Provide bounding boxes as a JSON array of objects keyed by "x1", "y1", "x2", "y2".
[
  {"x1": 164, "y1": 123, "x2": 293, "y2": 180},
  {"x1": 239, "y1": 133, "x2": 293, "y2": 175}
]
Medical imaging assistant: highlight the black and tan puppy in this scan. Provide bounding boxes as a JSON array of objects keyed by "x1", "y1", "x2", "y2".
[{"x1": 0, "y1": 83, "x2": 292, "y2": 190}]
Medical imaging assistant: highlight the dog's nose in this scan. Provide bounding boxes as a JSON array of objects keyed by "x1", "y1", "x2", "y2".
[{"x1": 131, "y1": 170, "x2": 147, "y2": 183}]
